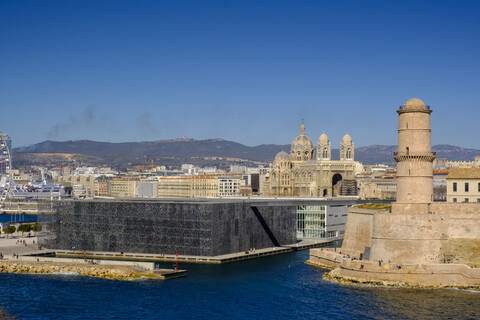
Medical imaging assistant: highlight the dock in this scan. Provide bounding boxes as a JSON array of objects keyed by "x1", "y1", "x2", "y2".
[{"x1": 51, "y1": 238, "x2": 340, "y2": 264}]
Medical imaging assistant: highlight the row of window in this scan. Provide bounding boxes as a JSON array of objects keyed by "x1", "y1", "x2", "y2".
[
  {"x1": 452, "y1": 198, "x2": 480, "y2": 203},
  {"x1": 452, "y1": 182, "x2": 480, "y2": 192}
]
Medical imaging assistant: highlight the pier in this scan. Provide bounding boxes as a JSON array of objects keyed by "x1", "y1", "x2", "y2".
[{"x1": 51, "y1": 238, "x2": 339, "y2": 264}]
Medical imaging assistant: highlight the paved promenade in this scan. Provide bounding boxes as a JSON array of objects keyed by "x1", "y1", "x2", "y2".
[{"x1": 53, "y1": 238, "x2": 338, "y2": 264}]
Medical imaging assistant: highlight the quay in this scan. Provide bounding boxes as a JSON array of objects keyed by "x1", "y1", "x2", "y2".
[
  {"x1": 0, "y1": 237, "x2": 186, "y2": 280},
  {"x1": 50, "y1": 238, "x2": 338, "y2": 264}
]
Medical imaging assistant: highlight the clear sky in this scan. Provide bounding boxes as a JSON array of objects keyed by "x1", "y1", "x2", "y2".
[{"x1": 1, "y1": 0, "x2": 479, "y2": 149}]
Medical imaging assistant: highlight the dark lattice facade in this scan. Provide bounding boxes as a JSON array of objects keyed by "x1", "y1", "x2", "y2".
[{"x1": 41, "y1": 199, "x2": 296, "y2": 256}]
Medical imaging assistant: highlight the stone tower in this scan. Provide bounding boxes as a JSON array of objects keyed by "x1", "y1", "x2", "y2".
[
  {"x1": 317, "y1": 133, "x2": 331, "y2": 161},
  {"x1": 340, "y1": 133, "x2": 354, "y2": 161},
  {"x1": 394, "y1": 98, "x2": 436, "y2": 205}
]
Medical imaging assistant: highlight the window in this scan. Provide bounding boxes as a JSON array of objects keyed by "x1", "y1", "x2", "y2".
[
  {"x1": 465, "y1": 182, "x2": 469, "y2": 192},
  {"x1": 478, "y1": 182, "x2": 480, "y2": 192},
  {"x1": 453, "y1": 182, "x2": 457, "y2": 192},
  {"x1": 322, "y1": 148, "x2": 328, "y2": 159},
  {"x1": 477, "y1": 198, "x2": 480, "y2": 203},
  {"x1": 465, "y1": 198, "x2": 469, "y2": 203},
  {"x1": 453, "y1": 198, "x2": 457, "y2": 203}
]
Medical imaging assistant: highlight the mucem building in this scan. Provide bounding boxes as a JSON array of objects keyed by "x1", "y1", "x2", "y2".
[
  {"x1": 42, "y1": 199, "x2": 297, "y2": 256},
  {"x1": 40, "y1": 198, "x2": 371, "y2": 256}
]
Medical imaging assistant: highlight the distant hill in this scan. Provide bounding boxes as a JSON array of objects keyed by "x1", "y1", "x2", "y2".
[{"x1": 12, "y1": 139, "x2": 480, "y2": 169}]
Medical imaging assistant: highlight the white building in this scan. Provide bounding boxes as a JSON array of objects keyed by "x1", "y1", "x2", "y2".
[{"x1": 218, "y1": 177, "x2": 241, "y2": 197}]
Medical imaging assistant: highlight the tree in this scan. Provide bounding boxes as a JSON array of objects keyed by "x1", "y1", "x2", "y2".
[
  {"x1": 32, "y1": 223, "x2": 42, "y2": 233},
  {"x1": 17, "y1": 224, "x2": 32, "y2": 236},
  {"x1": 3, "y1": 225, "x2": 16, "y2": 238}
]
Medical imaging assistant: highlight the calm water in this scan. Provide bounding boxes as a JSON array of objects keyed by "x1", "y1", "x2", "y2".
[
  {"x1": 0, "y1": 214, "x2": 37, "y2": 224},
  {"x1": 1, "y1": 250, "x2": 479, "y2": 319}
]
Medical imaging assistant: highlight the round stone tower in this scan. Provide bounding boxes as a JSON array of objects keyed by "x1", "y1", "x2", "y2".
[{"x1": 394, "y1": 98, "x2": 436, "y2": 204}]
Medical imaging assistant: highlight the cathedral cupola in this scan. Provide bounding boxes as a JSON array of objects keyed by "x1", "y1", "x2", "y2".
[
  {"x1": 317, "y1": 133, "x2": 331, "y2": 161},
  {"x1": 290, "y1": 122, "x2": 315, "y2": 162},
  {"x1": 340, "y1": 133, "x2": 354, "y2": 161}
]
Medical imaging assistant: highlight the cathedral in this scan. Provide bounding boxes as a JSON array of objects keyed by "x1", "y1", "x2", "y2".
[{"x1": 266, "y1": 123, "x2": 357, "y2": 197}]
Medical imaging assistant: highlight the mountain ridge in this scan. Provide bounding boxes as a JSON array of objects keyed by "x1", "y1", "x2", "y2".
[{"x1": 13, "y1": 139, "x2": 480, "y2": 170}]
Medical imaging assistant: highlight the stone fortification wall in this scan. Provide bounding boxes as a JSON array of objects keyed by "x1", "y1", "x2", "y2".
[
  {"x1": 345, "y1": 204, "x2": 480, "y2": 265},
  {"x1": 370, "y1": 213, "x2": 446, "y2": 264},
  {"x1": 310, "y1": 248, "x2": 480, "y2": 288},
  {"x1": 326, "y1": 258, "x2": 480, "y2": 289},
  {"x1": 42, "y1": 200, "x2": 296, "y2": 257},
  {"x1": 340, "y1": 208, "x2": 375, "y2": 256},
  {"x1": 431, "y1": 202, "x2": 480, "y2": 215}
]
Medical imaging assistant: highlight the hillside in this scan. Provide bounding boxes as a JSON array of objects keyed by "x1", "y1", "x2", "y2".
[{"x1": 12, "y1": 139, "x2": 480, "y2": 170}]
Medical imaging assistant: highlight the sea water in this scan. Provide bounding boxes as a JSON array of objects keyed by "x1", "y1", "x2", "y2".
[{"x1": 0, "y1": 250, "x2": 479, "y2": 319}]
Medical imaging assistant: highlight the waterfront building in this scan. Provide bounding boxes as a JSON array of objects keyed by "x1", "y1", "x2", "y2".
[
  {"x1": 157, "y1": 175, "x2": 219, "y2": 198},
  {"x1": 109, "y1": 178, "x2": 140, "y2": 198},
  {"x1": 266, "y1": 123, "x2": 357, "y2": 197},
  {"x1": 136, "y1": 179, "x2": 159, "y2": 198},
  {"x1": 296, "y1": 201, "x2": 351, "y2": 239},
  {"x1": 446, "y1": 168, "x2": 480, "y2": 203},
  {"x1": 44, "y1": 197, "x2": 368, "y2": 256}
]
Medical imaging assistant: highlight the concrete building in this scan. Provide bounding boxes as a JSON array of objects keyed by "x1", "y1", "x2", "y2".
[
  {"x1": 109, "y1": 178, "x2": 140, "y2": 198},
  {"x1": 44, "y1": 199, "x2": 297, "y2": 256},
  {"x1": 267, "y1": 123, "x2": 357, "y2": 197},
  {"x1": 296, "y1": 200, "x2": 356, "y2": 240},
  {"x1": 93, "y1": 175, "x2": 111, "y2": 197},
  {"x1": 446, "y1": 168, "x2": 480, "y2": 203},
  {"x1": 60, "y1": 175, "x2": 96, "y2": 198},
  {"x1": 136, "y1": 179, "x2": 159, "y2": 198},
  {"x1": 157, "y1": 175, "x2": 219, "y2": 198},
  {"x1": 218, "y1": 177, "x2": 240, "y2": 197},
  {"x1": 357, "y1": 170, "x2": 397, "y2": 200}
]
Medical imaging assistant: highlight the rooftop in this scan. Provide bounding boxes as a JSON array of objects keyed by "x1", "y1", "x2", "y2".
[{"x1": 447, "y1": 168, "x2": 480, "y2": 179}]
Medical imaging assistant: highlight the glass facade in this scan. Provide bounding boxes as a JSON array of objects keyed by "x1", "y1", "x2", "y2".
[{"x1": 296, "y1": 205, "x2": 326, "y2": 239}]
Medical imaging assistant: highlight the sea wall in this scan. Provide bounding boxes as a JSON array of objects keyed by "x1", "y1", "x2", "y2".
[
  {"x1": 309, "y1": 249, "x2": 480, "y2": 288},
  {"x1": 344, "y1": 204, "x2": 480, "y2": 264},
  {"x1": 0, "y1": 260, "x2": 160, "y2": 280},
  {"x1": 340, "y1": 208, "x2": 375, "y2": 256},
  {"x1": 42, "y1": 200, "x2": 296, "y2": 256},
  {"x1": 325, "y1": 258, "x2": 480, "y2": 289},
  {"x1": 370, "y1": 212, "x2": 447, "y2": 264}
]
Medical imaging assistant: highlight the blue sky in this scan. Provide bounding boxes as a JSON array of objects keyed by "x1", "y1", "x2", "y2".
[{"x1": 1, "y1": 0, "x2": 479, "y2": 149}]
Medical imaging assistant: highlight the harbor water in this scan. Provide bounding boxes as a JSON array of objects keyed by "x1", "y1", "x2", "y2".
[{"x1": 0, "y1": 250, "x2": 479, "y2": 319}]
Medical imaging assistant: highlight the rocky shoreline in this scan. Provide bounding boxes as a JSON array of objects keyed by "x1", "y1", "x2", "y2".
[
  {"x1": 0, "y1": 260, "x2": 165, "y2": 281},
  {"x1": 317, "y1": 264, "x2": 480, "y2": 290}
]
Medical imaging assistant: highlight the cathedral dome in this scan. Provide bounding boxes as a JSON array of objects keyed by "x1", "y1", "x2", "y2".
[
  {"x1": 403, "y1": 98, "x2": 426, "y2": 110},
  {"x1": 291, "y1": 135, "x2": 314, "y2": 151},
  {"x1": 341, "y1": 133, "x2": 352, "y2": 143},
  {"x1": 291, "y1": 123, "x2": 314, "y2": 151},
  {"x1": 318, "y1": 133, "x2": 329, "y2": 144},
  {"x1": 275, "y1": 151, "x2": 290, "y2": 161}
]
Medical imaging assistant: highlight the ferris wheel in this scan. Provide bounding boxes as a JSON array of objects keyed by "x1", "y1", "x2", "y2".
[{"x1": 0, "y1": 131, "x2": 12, "y2": 208}]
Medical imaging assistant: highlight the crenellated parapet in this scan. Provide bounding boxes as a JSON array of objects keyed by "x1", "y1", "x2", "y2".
[{"x1": 393, "y1": 152, "x2": 436, "y2": 163}]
